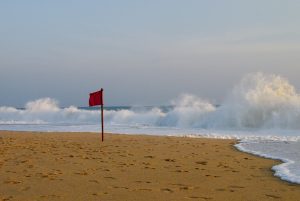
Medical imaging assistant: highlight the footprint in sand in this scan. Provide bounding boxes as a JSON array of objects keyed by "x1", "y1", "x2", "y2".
[
  {"x1": 74, "y1": 171, "x2": 88, "y2": 176},
  {"x1": 175, "y1": 170, "x2": 189, "y2": 173},
  {"x1": 138, "y1": 188, "x2": 152, "y2": 191},
  {"x1": 4, "y1": 180, "x2": 22, "y2": 184},
  {"x1": 179, "y1": 186, "x2": 191, "y2": 190},
  {"x1": 89, "y1": 180, "x2": 99, "y2": 184},
  {"x1": 27, "y1": 165, "x2": 34, "y2": 169},
  {"x1": 134, "y1": 181, "x2": 151, "y2": 184},
  {"x1": 265, "y1": 194, "x2": 281, "y2": 199},
  {"x1": 92, "y1": 192, "x2": 108, "y2": 197},
  {"x1": 104, "y1": 176, "x2": 116, "y2": 180},
  {"x1": 21, "y1": 186, "x2": 31, "y2": 191},
  {"x1": 229, "y1": 185, "x2": 245, "y2": 189},
  {"x1": 189, "y1": 196, "x2": 212, "y2": 200},
  {"x1": 215, "y1": 188, "x2": 225, "y2": 192},
  {"x1": 40, "y1": 195, "x2": 61, "y2": 199},
  {"x1": 2, "y1": 196, "x2": 13, "y2": 201},
  {"x1": 160, "y1": 188, "x2": 173, "y2": 193},
  {"x1": 111, "y1": 186, "x2": 129, "y2": 190},
  {"x1": 144, "y1": 155, "x2": 154, "y2": 159},
  {"x1": 195, "y1": 161, "x2": 207, "y2": 165},
  {"x1": 164, "y1": 159, "x2": 176, "y2": 162}
]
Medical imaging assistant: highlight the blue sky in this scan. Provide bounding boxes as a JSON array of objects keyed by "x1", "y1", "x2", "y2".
[{"x1": 1, "y1": 1, "x2": 300, "y2": 107}]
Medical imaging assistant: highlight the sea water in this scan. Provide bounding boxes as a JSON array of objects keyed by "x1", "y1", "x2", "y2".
[{"x1": 1, "y1": 72, "x2": 300, "y2": 184}]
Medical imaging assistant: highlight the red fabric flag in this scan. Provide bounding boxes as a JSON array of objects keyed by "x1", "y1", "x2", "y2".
[{"x1": 89, "y1": 89, "x2": 103, "y2": 106}]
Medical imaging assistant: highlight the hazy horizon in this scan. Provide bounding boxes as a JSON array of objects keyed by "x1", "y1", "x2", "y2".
[{"x1": 1, "y1": 1, "x2": 300, "y2": 107}]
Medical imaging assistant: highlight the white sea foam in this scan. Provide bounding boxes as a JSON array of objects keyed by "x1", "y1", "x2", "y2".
[
  {"x1": 25, "y1": 98, "x2": 60, "y2": 112},
  {"x1": 0, "y1": 72, "x2": 300, "y2": 184},
  {"x1": 236, "y1": 140, "x2": 300, "y2": 184},
  {"x1": 107, "y1": 73, "x2": 300, "y2": 130},
  {"x1": 0, "y1": 99, "x2": 99, "y2": 125}
]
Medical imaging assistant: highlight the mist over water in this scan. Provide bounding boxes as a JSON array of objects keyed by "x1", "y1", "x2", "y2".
[{"x1": 1, "y1": 72, "x2": 300, "y2": 184}]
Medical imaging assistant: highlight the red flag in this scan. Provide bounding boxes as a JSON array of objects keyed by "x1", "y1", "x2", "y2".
[
  {"x1": 88, "y1": 88, "x2": 104, "y2": 141},
  {"x1": 89, "y1": 89, "x2": 103, "y2": 106}
]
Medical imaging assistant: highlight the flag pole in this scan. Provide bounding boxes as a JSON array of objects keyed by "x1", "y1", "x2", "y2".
[{"x1": 101, "y1": 88, "x2": 104, "y2": 142}]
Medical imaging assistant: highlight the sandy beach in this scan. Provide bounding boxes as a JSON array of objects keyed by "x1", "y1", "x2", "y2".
[{"x1": 0, "y1": 131, "x2": 299, "y2": 201}]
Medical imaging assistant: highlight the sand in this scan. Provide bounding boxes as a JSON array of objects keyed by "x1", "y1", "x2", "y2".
[{"x1": 0, "y1": 131, "x2": 299, "y2": 201}]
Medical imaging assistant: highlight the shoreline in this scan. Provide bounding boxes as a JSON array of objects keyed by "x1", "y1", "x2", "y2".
[
  {"x1": 234, "y1": 142, "x2": 298, "y2": 185},
  {"x1": 0, "y1": 131, "x2": 299, "y2": 200}
]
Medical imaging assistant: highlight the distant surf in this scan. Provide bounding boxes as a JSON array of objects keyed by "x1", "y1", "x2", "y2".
[{"x1": 0, "y1": 72, "x2": 300, "y2": 184}]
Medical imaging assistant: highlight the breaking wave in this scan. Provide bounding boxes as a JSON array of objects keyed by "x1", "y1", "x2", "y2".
[
  {"x1": 109, "y1": 72, "x2": 300, "y2": 131},
  {"x1": 0, "y1": 98, "x2": 99, "y2": 125},
  {"x1": 1, "y1": 72, "x2": 300, "y2": 131}
]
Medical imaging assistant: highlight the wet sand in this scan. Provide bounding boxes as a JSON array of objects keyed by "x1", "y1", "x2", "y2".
[{"x1": 0, "y1": 131, "x2": 299, "y2": 201}]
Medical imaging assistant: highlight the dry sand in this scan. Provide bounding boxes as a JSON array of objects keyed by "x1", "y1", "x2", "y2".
[{"x1": 0, "y1": 131, "x2": 299, "y2": 201}]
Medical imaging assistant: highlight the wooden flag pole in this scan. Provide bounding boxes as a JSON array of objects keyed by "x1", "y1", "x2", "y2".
[{"x1": 101, "y1": 88, "x2": 104, "y2": 142}]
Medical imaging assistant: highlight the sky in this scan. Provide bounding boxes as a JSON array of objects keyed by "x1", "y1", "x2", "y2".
[{"x1": 1, "y1": 0, "x2": 300, "y2": 107}]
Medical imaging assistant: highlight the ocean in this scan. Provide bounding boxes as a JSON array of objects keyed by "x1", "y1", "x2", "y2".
[{"x1": 1, "y1": 72, "x2": 300, "y2": 184}]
